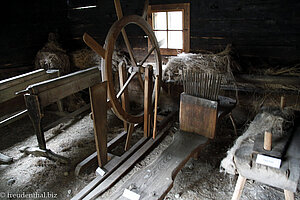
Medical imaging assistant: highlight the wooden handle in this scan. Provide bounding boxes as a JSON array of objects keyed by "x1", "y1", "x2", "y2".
[
  {"x1": 83, "y1": 33, "x2": 106, "y2": 58},
  {"x1": 264, "y1": 131, "x2": 272, "y2": 151}
]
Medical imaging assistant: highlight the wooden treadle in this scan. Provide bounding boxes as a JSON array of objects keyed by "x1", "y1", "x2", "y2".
[{"x1": 109, "y1": 131, "x2": 209, "y2": 200}]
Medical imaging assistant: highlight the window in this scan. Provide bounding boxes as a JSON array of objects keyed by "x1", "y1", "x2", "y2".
[{"x1": 148, "y1": 3, "x2": 190, "y2": 55}]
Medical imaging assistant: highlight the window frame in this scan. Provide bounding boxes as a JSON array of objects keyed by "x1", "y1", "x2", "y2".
[{"x1": 148, "y1": 3, "x2": 190, "y2": 55}]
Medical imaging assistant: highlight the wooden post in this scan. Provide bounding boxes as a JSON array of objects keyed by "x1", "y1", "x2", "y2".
[
  {"x1": 281, "y1": 96, "x2": 286, "y2": 109},
  {"x1": 152, "y1": 75, "x2": 159, "y2": 139},
  {"x1": 24, "y1": 94, "x2": 46, "y2": 150},
  {"x1": 264, "y1": 131, "x2": 272, "y2": 151},
  {"x1": 118, "y1": 62, "x2": 130, "y2": 132},
  {"x1": 284, "y1": 190, "x2": 294, "y2": 200},
  {"x1": 231, "y1": 175, "x2": 246, "y2": 200},
  {"x1": 144, "y1": 66, "x2": 153, "y2": 138},
  {"x1": 90, "y1": 82, "x2": 108, "y2": 167}
]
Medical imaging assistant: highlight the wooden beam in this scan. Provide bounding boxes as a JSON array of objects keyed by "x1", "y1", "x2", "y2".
[
  {"x1": 144, "y1": 66, "x2": 153, "y2": 138},
  {"x1": 152, "y1": 75, "x2": 159, "y2": 139},
  {"x1": 0, "y1": 69, "x2": 59, "y2": 103},
  {"x1": 34, "y1": 69, "x2": 101, "y2": 107},
  {"x1": 0, "y1": 109, "x2": 27, "y2": 128},
  {"x1": 0, "y1": 69, "x2": 45, "y2": 90},
  {"x1": 72, "y1": 137, "x2": 149, "y2": 200},
  {"x1": 90, "y1": 82, "x2": 108, "y2": 167},
  {"x1": 27, "y1": 67, "x2": 99, "y2": 95},
  {"x1": 0, "y1": 95, "x2": 26, "y2": 117},
  {"x1": 235, "y1": 74, "x2": 300, "y2": 85}
]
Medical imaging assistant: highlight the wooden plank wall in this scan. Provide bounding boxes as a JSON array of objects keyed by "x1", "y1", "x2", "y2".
[
  {"x1": 68, "y1": 0, "x2": 300, "y2": 62},
  {"x1": 1, "y1": 0, "x2": 299, "y2": 77}
]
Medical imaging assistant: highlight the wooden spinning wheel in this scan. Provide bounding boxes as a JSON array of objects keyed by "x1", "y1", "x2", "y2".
[{"x1": 83, "y1": 0, "x2": 162, "y2": 124}]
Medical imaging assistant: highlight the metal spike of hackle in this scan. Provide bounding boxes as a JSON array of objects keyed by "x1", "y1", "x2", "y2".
[{"x1": 183, "y1": 70, "x2": 222, "y2": 101}]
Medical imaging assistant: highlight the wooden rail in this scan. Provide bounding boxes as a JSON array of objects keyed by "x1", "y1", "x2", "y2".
[{"x1": 0, "y1": 69, "x2": 59, "y2": 128}]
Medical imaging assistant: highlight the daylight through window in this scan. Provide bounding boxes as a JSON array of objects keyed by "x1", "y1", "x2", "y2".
[{"x1": 148, "y1": 3, "x2": 190, "y2": 55}]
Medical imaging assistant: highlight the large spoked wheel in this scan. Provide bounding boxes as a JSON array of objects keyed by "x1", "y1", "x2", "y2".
[{"x1": 103, "y1": 15, "x2": 162, "y2": 124}]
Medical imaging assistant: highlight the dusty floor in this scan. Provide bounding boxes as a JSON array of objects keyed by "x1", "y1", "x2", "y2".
[{"x1": 0, "y1": 106, "x2": 299, "y2": 200}]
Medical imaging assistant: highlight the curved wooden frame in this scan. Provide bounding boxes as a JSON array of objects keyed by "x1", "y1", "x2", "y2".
[{"x1": 103, "y1": 15, "x2": 162, "y2": 124}]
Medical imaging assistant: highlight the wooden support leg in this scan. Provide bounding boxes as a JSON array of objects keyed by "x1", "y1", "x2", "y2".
[
  {"x1": 231, "y1": 175, "x2": 246, "y2": 200},
  {"x1": 124, "y1": 123, "x2": 134, "y2": 151},
  {"x1": 144, "y1": 66, "x2": 153, "y2": 138},
  {"x1": 90, "y1": 82, "x2": 108, "y2": 167},
  {"x1": 24, "y1": 94, "x2": 46, "y2": 150},
  {"x1": 152, "y1": 75, "x2": 159, "y2": 139},
  {"x1": 56, "y1": 100, "x2": 64, "y2": 112},
  {"x1": 229, "y1": 113, "x2": 237, "y2": 136},
  {"x1": 118, "y1": 62, "x2": 130, "y2": 132},
  {"x1": 284, "y1": 190, "x2": 294, "y2": 200}
]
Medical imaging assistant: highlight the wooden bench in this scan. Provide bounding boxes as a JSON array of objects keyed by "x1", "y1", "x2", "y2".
[
  {"x1": 232, "y1": 121, "x2": 300, "y2": 200},
  {"x1": 0, "y1": 69, "x2": 59, "y2": 128},
  {"x1": 23, "y1": 66, "x2": 101, "y2": 162}
]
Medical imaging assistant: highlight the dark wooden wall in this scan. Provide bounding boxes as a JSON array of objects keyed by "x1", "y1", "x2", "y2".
[
  {"x1": 0, "y1": 0, "x2": 69, "y2": 77},
  {"x1": 1, "y1": 0, "x2": 299, "y2": 78}
]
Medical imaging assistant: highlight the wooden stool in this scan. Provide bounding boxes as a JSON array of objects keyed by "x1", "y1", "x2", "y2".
[{"x1": 231, "y1": 125, "x2": 300, "y2": 200}]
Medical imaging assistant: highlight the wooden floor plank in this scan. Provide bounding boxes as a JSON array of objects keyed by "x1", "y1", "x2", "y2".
[
  {"x1": 72, "y1": 137, "x2": 148, "y2": 200},
  {"x1": 109, "y1": 131, "x2": 209, "y2": 200},
  {"x1": 83, "y1": 123, "x2": 173, "y2": 200}
]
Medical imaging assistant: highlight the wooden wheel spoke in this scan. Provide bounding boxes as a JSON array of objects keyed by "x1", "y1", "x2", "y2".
[
  {"x1": 137, "y1": 72, "x2": 144, "y2": 90},
  {"x1": 139, "y1": 46, "x2": 155, "y2": 66},
  {"x1": 116, "y1": 71, "x2": 137, "y2": 99},
  {"x1": 83, "y1": 33, "x2": 106, "y2": 58},
  {"x1": 142, "y1": 0, "x2": 149, "y2": 19},
  {"x1": 114, "y1": 0, "x2": 138, "y2": 68},
  {"x1": 139, "y1": 39, "x2": 165, "y2": 66}
]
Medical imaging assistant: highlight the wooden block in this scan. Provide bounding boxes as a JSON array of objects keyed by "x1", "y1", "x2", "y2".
[
  {"x1": 179, "y1": 93, "x2": 217, "y2": 139},
  {"x1": 264, "y1": 131, "x2": 272, "y2": 151}
]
